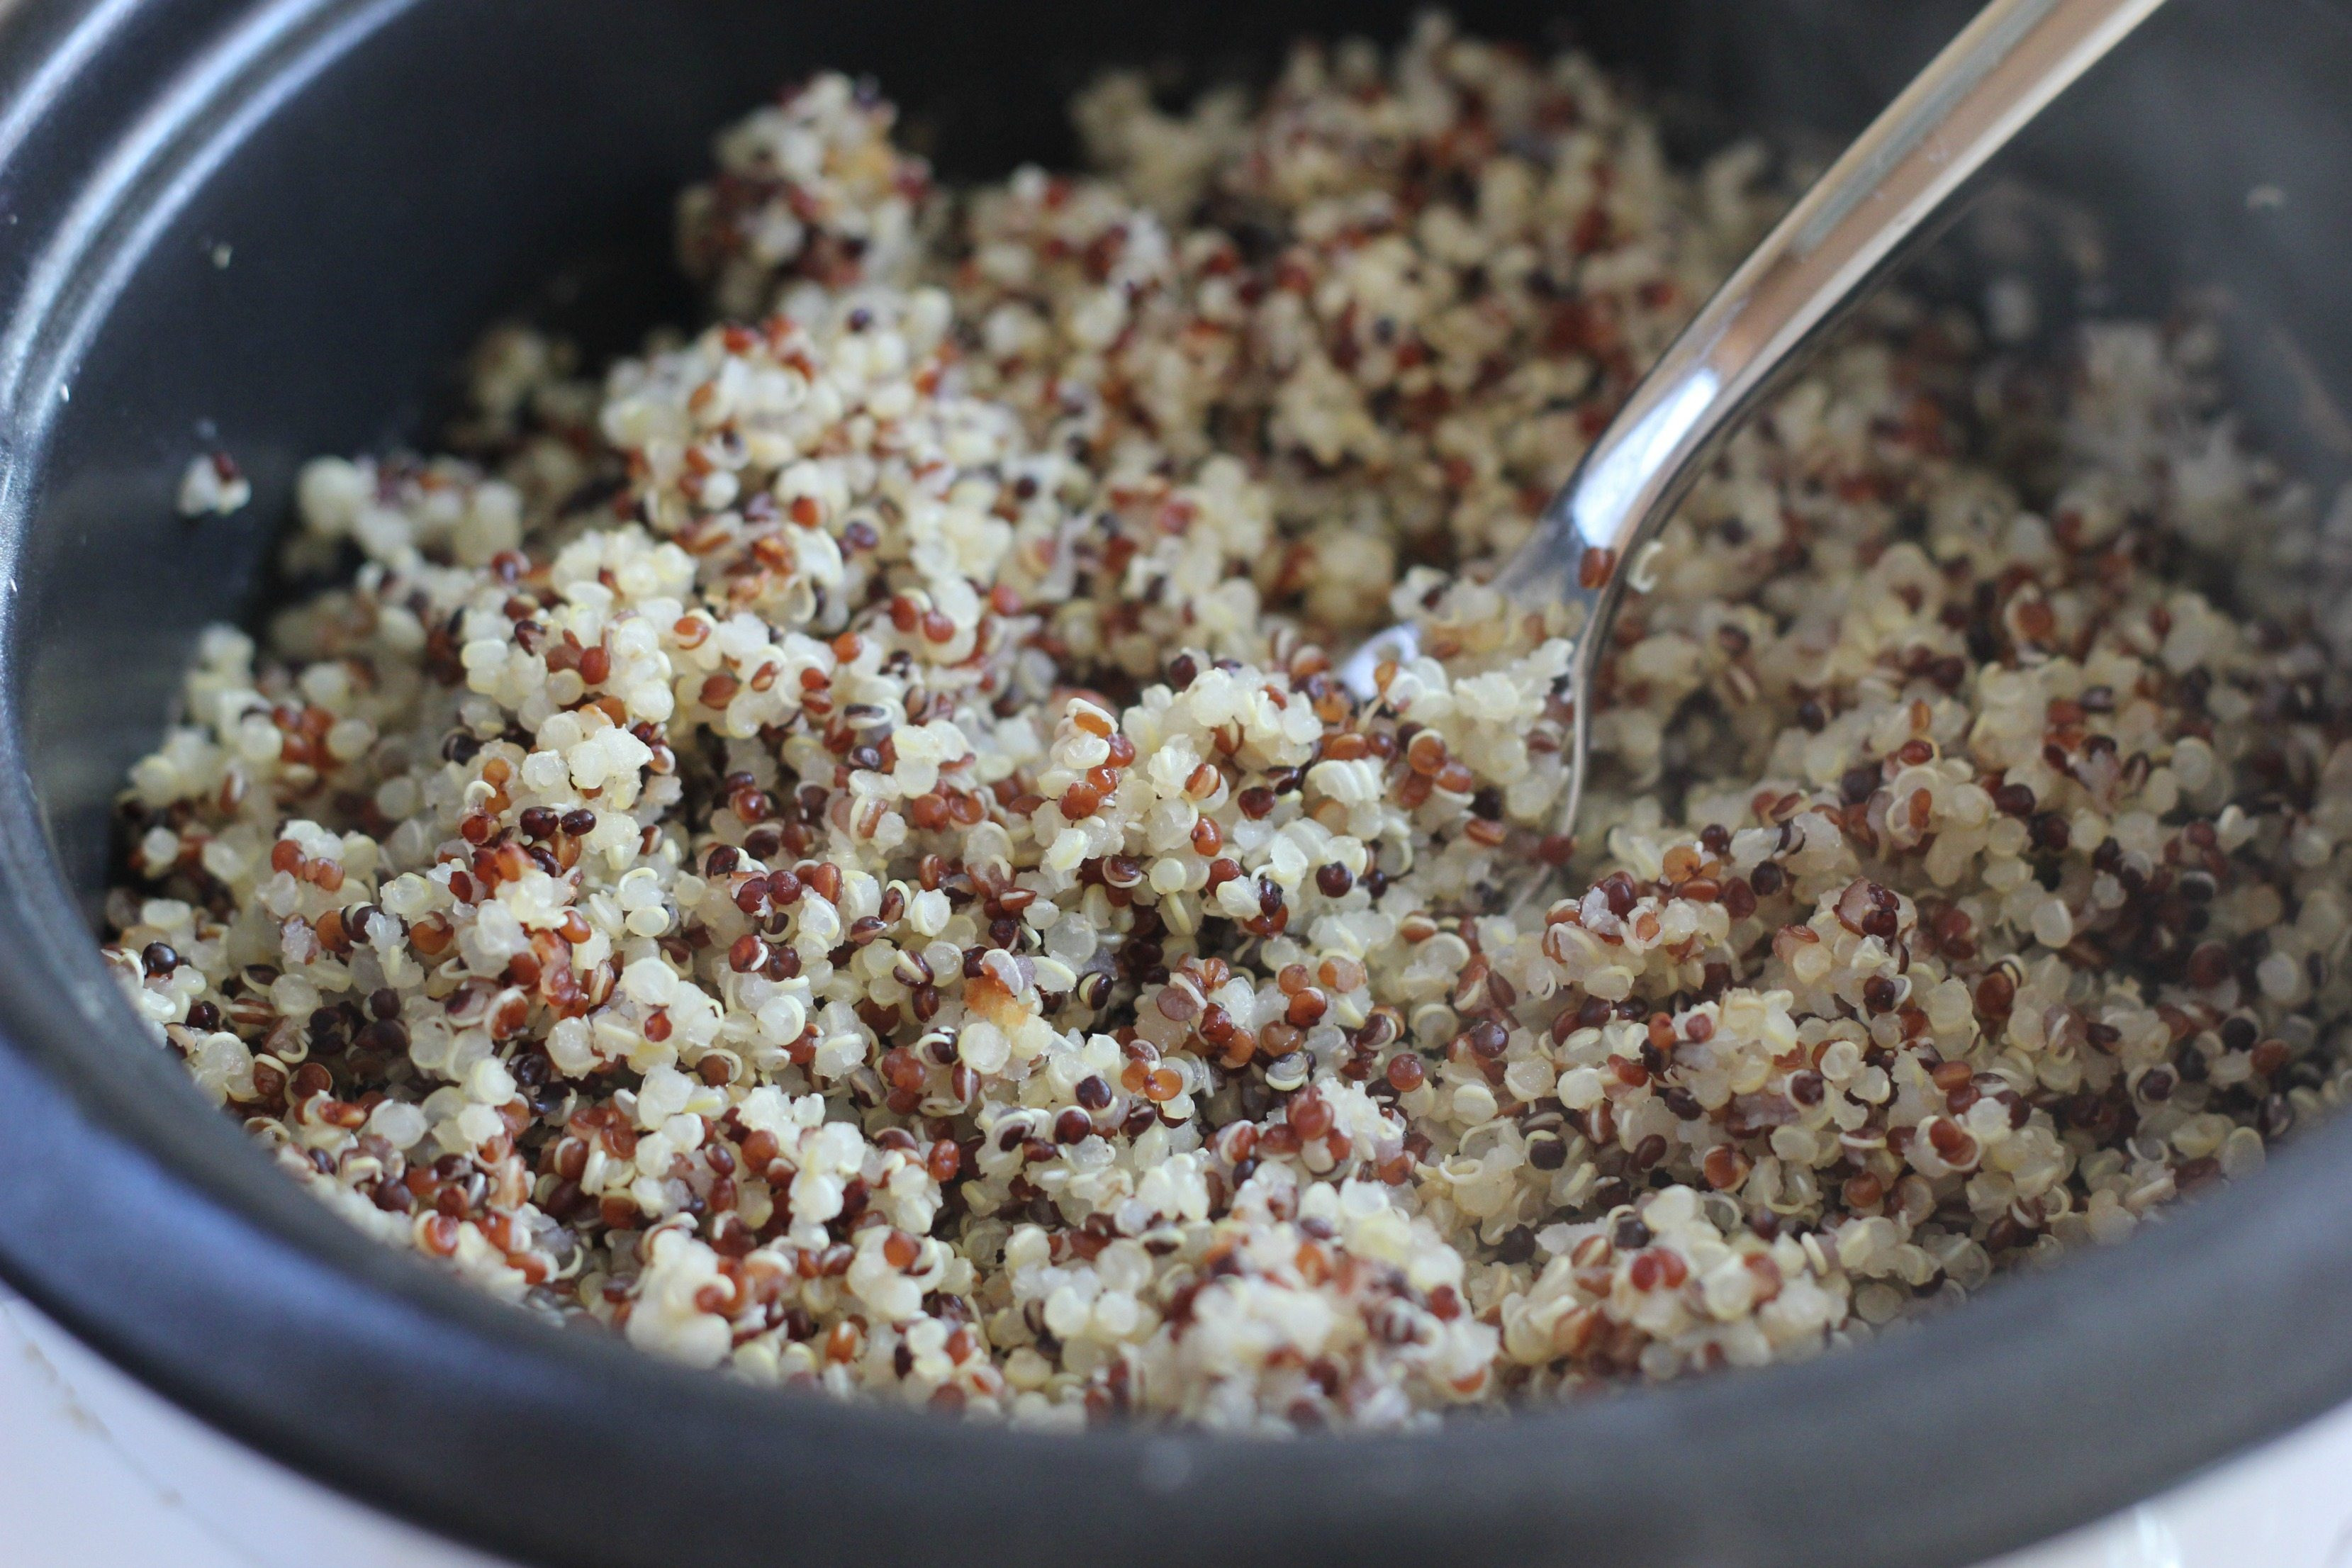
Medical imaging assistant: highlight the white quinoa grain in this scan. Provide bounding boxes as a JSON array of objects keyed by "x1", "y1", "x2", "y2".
[{"x1": 176, "y1": 451, "x2": 251, "y2": 518}]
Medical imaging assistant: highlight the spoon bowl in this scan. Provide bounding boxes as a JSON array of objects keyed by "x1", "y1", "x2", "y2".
[{"x1": 1338, "y1": 0, "x2": 2169, "y2": 893}]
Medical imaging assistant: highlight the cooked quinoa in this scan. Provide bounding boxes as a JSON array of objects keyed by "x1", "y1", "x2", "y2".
[{"x1": 102, "y1": 18, "x2": 2352, "y2": 1431}]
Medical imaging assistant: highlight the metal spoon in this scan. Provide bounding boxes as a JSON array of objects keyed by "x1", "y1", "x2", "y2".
[{"x1": 1337, "y1": 0, "x2": 2168, "y2": 885}]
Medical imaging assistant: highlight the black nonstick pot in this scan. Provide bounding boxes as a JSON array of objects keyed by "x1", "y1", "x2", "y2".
[{"x1": 3, "y1": 3, "x2": 2351, "y2": 1566}]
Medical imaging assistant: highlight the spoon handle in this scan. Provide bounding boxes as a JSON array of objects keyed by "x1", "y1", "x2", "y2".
[{"x1": 1511, "y1": 0, "x2": 2168, "y2": 839}]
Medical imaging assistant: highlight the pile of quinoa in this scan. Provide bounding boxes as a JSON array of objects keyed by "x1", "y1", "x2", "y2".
[{"x1": 103, "y1": 18, "x2": 2352, "y2": 1431}]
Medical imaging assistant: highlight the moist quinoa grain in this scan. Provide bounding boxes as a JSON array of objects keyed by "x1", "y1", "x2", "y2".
[{"x1": 103, "y1": 18, "x2": 2352, "y2": 1430}]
